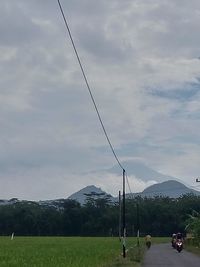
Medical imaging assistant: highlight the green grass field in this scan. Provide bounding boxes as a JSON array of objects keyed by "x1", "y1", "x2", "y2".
[
  {"x1": 0, "y1": 236, "x2": 169, "y2": 267},
  {"x1": 0, "y1": 236, "x2": 128, "y2": 267}
]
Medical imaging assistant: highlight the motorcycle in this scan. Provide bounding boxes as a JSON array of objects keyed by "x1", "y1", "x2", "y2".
[{"x1": 176, "y1": 239, "x2": 183, "y2": 253}]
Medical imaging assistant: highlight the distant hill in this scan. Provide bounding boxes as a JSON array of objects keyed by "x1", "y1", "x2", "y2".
[
  {"x1": 1, "y1": 180, "x2": 200, "y2": 206},
  {"x1": 68, "y1": 180, "x2": 200, "y2": 204},
  {"x1": 68, "y1": 185, "x2": 115, "y2": 205},
  {"x1": 127, "y1": 180, "x2": 200, "y2": 198}
]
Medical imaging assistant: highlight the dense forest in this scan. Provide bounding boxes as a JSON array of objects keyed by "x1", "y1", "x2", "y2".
[{"x1": 0, "y1": 193, "x2": 200, "y2": 237}]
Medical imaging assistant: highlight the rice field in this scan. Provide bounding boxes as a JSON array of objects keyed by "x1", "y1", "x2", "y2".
[
  {"x1": 0, "y1": 236, "x2": 131, "y2": 267},
  {"x1": 0, "y1": 236, "x2": 170, "y2": 267}
]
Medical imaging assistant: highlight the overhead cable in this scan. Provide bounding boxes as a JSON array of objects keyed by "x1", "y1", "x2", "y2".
[
  {"x1": 57, "y1": 0, "x2": 124, "y2": 171},
  {"x1": 126, "y1": 173, "x2": 135, "y2": 199}
]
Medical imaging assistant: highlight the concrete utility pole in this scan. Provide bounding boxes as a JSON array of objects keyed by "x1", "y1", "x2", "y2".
[
  {"x1": 119, "y1": 191, "x2": 121, "y2": 241},
  {"x1": 136, "y1": 202, "x2": 140, "y2": 248},
  {"x1": 122, "y1": 169, "x2": 126, "y2": 258}
]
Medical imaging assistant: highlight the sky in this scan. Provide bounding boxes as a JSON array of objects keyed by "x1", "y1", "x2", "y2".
[{"x1": 1, "y1": 0, "x2": 200, "y2": 200}]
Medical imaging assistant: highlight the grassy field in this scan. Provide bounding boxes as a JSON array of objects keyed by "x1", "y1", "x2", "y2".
[
  {"x1": 0, "y1": 236, "x2": 169, "y2": 267},
  {"x1": 0, "y1": 236, "x2": 134, "y2": 267}
]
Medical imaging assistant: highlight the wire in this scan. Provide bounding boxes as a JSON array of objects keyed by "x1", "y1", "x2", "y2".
[
  {"x1": 57, "y1": 0, "x2": 124, "y2": 171},
  {"x1": 125, "y1": 173, "x2": 135, "y2": 200}
]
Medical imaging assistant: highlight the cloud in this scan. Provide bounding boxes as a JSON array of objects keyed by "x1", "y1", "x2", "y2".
[
  {"x1": 93, "y1": 172, "x2": 157, "y2": 197},
  {"x1": 0, "y1": 2, "x2": 43, "y2": 46},
  {"x1": 0, "y1": 0, "x2": 200, "y2": 200}
]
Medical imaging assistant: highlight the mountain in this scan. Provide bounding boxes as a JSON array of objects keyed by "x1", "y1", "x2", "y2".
[
  {"x1": 109, "y1": 160, "x2": 177, "y2": 183},
  {"x1": 127, "y1": 180, "x2": 200, "y2": 198},
  {"x1": 0, "y1": 186, "x2": 113, "y2": 207},
  {"x1": 68, "y1": 185, "x2": 115, "y2": 205},
  {"x1": 1, "y1": 180, "x2": 200, "y2": 207},
  {"x1": 68, "y1": 180, "x2": 200, "y2": 205}
]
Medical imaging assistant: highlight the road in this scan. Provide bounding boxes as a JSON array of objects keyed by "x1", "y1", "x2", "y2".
[{"x1": 142, "y1": 243, "x2": 200, "y2": 267}]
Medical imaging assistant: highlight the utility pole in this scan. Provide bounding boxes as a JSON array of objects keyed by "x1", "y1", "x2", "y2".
[
  {"x1": 119, "y1": 191, "x2": 121, "y2": 241},
  {"x1": 136, "y1": 202, "x2": 140, "y2": 247},
  {"x1": 122, "y1": 169, "x2": 126, "y2": 258}
]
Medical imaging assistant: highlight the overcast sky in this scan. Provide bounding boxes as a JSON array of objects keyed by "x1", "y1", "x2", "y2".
[{"x1": 1, "y1": 0, "x2": 200, "y2": 200}]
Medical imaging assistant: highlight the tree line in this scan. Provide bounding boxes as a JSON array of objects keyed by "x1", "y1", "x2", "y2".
[{"x1": 0, "y1": 193, "x2": 200, "y2": 237}]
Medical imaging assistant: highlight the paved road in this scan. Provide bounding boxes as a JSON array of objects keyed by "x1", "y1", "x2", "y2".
[{"x1": 142, "y1": 243, "x2": 200, "y2": 267}]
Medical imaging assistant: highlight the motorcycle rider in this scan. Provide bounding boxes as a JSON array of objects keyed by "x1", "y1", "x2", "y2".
[
  {"x1": 176, "y1": 232, "x2": 184, "y2": 252},
  {"x1": 171, "y1": 233, "x2": 176, "y2": 248},
  {"x1": 176, "y1": 232, "x2": 184, "y2": 244},
  {"x1": 145, "y1": 234, "x2": 152, "y2": 249}
]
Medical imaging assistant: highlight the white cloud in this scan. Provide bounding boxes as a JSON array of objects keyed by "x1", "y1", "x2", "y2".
[{"x1": 0, "y1": 0, "x2": 200, "y2": 199}]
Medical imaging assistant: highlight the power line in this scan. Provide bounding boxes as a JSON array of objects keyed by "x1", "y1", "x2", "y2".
[
  {"x1": 125, "y1": 173, "x2": 135, "y2": 199},
  {"x1": 57, "y1": 0, "x2": 124, "y2": 171}
]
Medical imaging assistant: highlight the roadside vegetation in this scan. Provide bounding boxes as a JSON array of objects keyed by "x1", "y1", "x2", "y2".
[{"x1": 185, "y1": 210, "x2": 200, "y2": 256}]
